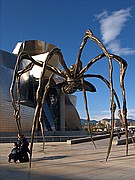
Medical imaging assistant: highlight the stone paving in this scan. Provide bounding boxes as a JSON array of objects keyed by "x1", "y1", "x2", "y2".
[{"x1": 0, "y1": 137, "x2": 135, "y2": 180}]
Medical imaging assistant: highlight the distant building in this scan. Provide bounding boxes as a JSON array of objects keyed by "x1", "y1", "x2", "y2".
[
  {"x1": 0, "y1": 40, "x2": 82, "y2": 134},
  {"x1": 101, "y1": 119, "x2": 111, "y2": 127}
]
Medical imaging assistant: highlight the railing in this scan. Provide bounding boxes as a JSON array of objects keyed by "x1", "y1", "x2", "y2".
[{"x1": 0, "y1": 135, "x2": 88, "y2": 143}]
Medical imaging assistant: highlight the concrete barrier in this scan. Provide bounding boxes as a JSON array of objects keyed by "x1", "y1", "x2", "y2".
[
  {"x1": 67, "y1": 132, "x2": 126, "y2": 145},
  {"x1": 113, "y1": 137, "x2": 135, "y2": 145},
  {"x1": 67, "y1": 134, "x2": 111, "y2": 144}
]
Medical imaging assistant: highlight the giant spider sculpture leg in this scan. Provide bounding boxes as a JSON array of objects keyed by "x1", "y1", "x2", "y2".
[
  {"x1": 10, "y1": 53, "x2": 36, "y2": 135},
  {"x1": 29, "y1": 73, "x2": 54, "y2": 167},
  {"x1": 81, "y1": 78, "x2": 97, "y2": 148},
  {"x1": 76, "y1": 29, "x2": 128, "y2": 160},
  {"x1": 106, "y1": 54, "x2": 128, "y2": 160},
  {"x1": 78, "y1": 31, "x2": 116, "y2": 156},
  {"x1": 76, "y1": 31, "x2": 116, "y2": 154},
  {"x1": 90, "y1": 74, "x2": 135, "y2": 153},
  {"x1": 80, "y1": 54, "x2": 128, "y2": 160},
  {"x1": 10, "y1": 52, "x2": 49, "y2": 158},
  {"x1": 84, "y1": 74, "x2": 135, "y2": 151},
  {"x1": 10, "y1": 51, "x2": 49, "y2": 147}
]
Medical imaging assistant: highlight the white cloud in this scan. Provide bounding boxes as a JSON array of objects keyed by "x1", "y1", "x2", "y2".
[
  {"x1": 95, "y1": 8, "x2": 135, "y2": 56},
  {"x1": 107, "y1": 40, "x2": 135, "y2": 55}
]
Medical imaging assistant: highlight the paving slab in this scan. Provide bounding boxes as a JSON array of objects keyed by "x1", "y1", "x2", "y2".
[{"x1": 0, "y1": 137, "x2": 135, "y2": 180}]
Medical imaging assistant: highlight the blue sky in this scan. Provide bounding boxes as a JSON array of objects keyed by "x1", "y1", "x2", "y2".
[{"x1": 0, "y1": 0, "x2": 135, "y2": 120}]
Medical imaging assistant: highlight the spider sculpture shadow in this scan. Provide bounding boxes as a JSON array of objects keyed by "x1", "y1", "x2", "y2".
[{"x1": 10, "y1": 29, "x2": 130, "y2": 167}]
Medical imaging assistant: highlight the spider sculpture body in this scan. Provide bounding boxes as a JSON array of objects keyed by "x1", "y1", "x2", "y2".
[{"x1": 10, "y1": 29, "x2": 130, "y2": 167}]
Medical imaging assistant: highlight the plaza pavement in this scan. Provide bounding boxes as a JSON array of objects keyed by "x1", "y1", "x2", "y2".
[{"x1": 0, "y1": 137, "x2": 135, "y2": 180}]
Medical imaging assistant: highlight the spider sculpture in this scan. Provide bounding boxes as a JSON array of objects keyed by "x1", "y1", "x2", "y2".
[{"x1": 10, "y1": 29, "x2": 129, "y2": 167}]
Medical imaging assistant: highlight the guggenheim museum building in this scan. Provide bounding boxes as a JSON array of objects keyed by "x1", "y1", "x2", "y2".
[{"x1": 0, "y1": 40, "x2": 82, "y2": 135}]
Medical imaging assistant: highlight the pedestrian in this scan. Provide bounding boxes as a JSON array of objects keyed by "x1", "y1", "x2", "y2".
[
  {"x1": 117, "y1": 130, "x2": 121, "y2": 140},
  {"x1": 131, "y1": 129, "x2": 134, "y2": 136},
  {"x1": 17, "y1": 134, "x2": 30, "y2": 162},
  {"x1": 8, "y1": 142, "x2": 20, "y2": 163}
]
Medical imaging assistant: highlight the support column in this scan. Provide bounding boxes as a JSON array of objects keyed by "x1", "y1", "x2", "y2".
[{"x1": 60, "y1": 92, "x2": 65, "y2": 131}]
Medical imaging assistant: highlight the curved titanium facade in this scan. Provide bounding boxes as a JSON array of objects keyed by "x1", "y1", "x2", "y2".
[{"x1": 0, "y1": 50, "x2": 35, "y2": 133}]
